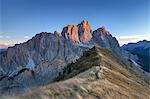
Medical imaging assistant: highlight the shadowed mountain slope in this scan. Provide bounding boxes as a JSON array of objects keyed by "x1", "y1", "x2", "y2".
[{"x1": 122, "y1": 40, "x2": 150, "y2": 72}]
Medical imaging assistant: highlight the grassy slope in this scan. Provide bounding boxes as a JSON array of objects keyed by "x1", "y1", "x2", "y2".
[{"x1": 15, "y1": 47, "x2": 150, "y2": 99}]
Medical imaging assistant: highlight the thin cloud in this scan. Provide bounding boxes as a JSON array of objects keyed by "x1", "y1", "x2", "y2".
[
  {"x1": 0, "y1": 33, "x2": 11, "y2": 39},
  {"x1": 5, "y1": 36, "x2": 10, "y2": 38},
  {"x1": 116, "y1": 34, "x2": 150, "y2": 46},
  {"x1": 24, "y1": 36, "x2": 29, "y2": 39},
  {"x1": 0, "y1": 42, "x2": 15, "y2": 49},
  {"x1": 0, "y1": 44, "x2": 12, "y2": 49},
  {"x1": 0, "y1": 36, "x2": 3, "y2": 38}
]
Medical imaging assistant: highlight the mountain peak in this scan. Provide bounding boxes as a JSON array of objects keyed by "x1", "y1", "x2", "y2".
[
  {"x1": 97, "y1": 26, "x2": 110, "y2": 34},
  {"x1": 100, "y1": 26, "x2": 107, "y2": 32},
  {"x1": 61, "y1": 20, "x2": 92, "y2": 43},
  {"x1": 81, "y1": 19, "x2": 89, "y2": 24}
]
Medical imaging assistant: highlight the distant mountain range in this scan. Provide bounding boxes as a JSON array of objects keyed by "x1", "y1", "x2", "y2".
[
  {"x1": 122, "y1": 40, "x2": 150, "y2": 72},
  {"x1": 0, "y1": 20, "x2": 149, "y2": 98},
  {"x1": 0, "y1": 44, "x2": 10, "y2": 49},
  {"x1": 0, "y1": 49, "x2": 7, "y2": 53}
]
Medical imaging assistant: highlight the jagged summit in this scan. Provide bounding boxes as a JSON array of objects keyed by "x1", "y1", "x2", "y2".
[
  {"x1": 97, "y1": 26, "x2": 110, "y2": 34},
  {"x1": 61, "y1": 20, "x2": 116, "y2": 48},
  {"x1": 61, "y1": 20, "x2": 92, "y2": 43},
  {"x1": 92, "y1": 26, "x2": 110, "y2": 37},
  {"x1": 81, "y1": 19, "x2": 89, "y2": 23}
]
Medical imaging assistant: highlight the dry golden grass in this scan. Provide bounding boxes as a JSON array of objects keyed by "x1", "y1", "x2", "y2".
[{"x1": 15, "y1": 47, "x2": 150, "y2": 99}]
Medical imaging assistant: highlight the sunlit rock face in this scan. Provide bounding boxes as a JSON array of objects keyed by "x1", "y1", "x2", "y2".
[
  {"x1": 78, "y1": 20, "x2": 92, "y2": 43},
  {"x1": 62, "y1": 20, "x2": 92, "y2": 43},
  {"x1": 61, "y1": 24, "x2": 80, "y2": 42}
]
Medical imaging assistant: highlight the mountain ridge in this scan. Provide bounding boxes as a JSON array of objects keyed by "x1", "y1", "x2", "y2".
[
  {"x1": 0, "y1": 20, "x2": 147, "y2": 96},
  {"x1": 13, "y1": 47, "x2": 150, "y2": 99}
]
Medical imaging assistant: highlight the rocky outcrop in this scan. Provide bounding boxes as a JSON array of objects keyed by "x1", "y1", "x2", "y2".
[
  {"x1": 92, "y1": 26, "x2": 120, "y2": 54},
  {"x1": 61, "y1": 20, "x2": 121, "y2": 52},
  {"x1": 61, "y1": 20, "x2": 92, "y2": 43}
]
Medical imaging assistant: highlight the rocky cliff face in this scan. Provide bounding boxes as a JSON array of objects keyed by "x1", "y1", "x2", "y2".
[
  {"x1": 0, "y1": 20, "x2": 141, "y2": 96},
  {"x1": 62, "y1": 20, "x2": 92, "y2": 43},
  {"x1": 0, "y1": 32, "x2": 87, "y2": 95},
  {"x1": 92, "y1": 26, "x2": 120, "y2": 54},
  {"x1": 61, "y1": 20, "x2": 121, "y2": 53}
]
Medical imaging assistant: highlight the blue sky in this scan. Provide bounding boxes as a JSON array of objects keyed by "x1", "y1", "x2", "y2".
[{"x1": 0, "y1": 0, "x2": 150, "y2": 47}]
